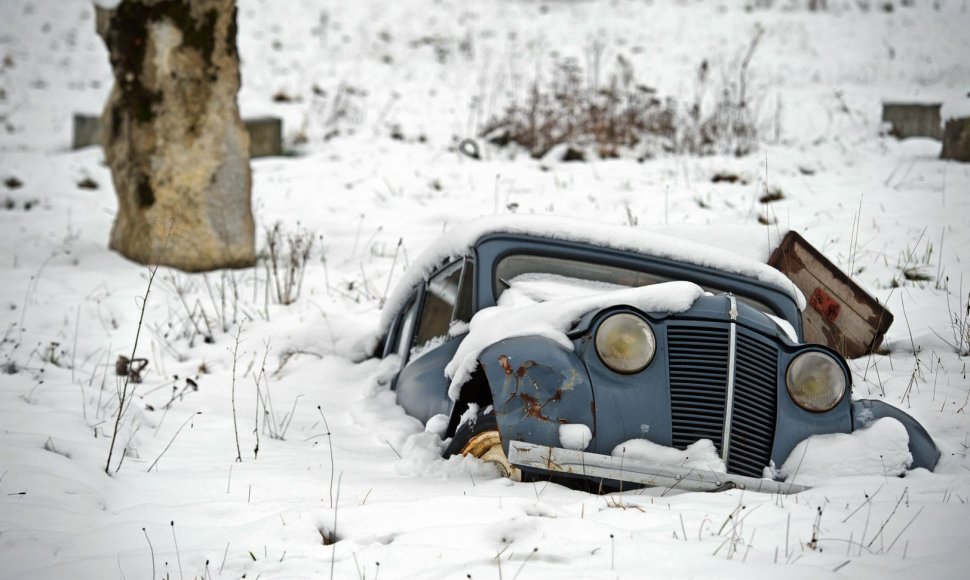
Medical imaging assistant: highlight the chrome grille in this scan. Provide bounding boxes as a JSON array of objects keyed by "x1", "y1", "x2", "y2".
[
  {"x1": 729, "y1": 332, "x2": 778, "y2": 477},
  {"x1": 667, "y1": 324, "x2": 778, "y2": 478},
  {"x1": 668, "y1": 326, "x2": 729, "y2": 452}
]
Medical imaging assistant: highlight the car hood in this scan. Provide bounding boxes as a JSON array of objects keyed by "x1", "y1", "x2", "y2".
[
  {"x1": 444, "y1": 281, "x2": 706, "y2": 400},
  {"x1": 569, "y1": 293, "x2": 799, "y2": 344}
]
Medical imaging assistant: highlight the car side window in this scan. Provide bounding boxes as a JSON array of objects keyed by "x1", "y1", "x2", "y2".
[
  {"x1": 413, "y1": 260, "x2": 463, "y2": 350},
  {"x1": 391, "y1": 294, "x2": 419, "y2": 361},
  {"x1": 453, "y1": 259, "x2": 474, "y2": 324},
  {"x1": 410, "y1": 259, "x2": 475, "y2": 354}
]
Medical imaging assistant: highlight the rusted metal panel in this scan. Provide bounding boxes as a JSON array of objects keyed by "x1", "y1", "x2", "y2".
[
  {"x1": 768, "y1": 231, "x2": 893, "y2": 359},
  {"x1": 479, "y1": 337, "x2": 595, "y2": 455}
]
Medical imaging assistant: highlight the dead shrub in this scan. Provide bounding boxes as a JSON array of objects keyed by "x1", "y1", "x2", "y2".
[
  {"x1": 483, "y1": 55, "x2": 677, "y2": 159},
  {"x1": 263, "y1": 222, "x2": 315, "y2": 305},
  {"x1": 483, "y1": 30, "x2": 764, "y2": 160}
]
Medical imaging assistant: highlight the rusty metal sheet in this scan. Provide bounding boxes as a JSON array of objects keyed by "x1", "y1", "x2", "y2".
[
  {"x1": 768, "y1": 231, "x2": 893, "y2": 359},
  {"x1": 480, "y1": 337, "x2": 595, "y2": 454}
]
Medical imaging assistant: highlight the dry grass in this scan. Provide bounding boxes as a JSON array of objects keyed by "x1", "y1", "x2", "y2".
[
  {"x1": 482, "y1": 55, "x2": 678, "y2": 159},
  {"x1": 482, "y1": 30, "x2": 764, "y2": 160}
]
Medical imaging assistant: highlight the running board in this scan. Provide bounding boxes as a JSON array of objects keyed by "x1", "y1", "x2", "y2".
[{"x1": 508, "y1": 440, "x2": 808, "y2": 494}]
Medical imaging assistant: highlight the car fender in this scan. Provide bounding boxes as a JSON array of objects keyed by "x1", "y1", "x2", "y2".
[
  {"x1": 478, "y1": 336, "x2": 596, "y2": 455},
  {"x1": 852, "y1": 399, "x2": 940, "y2": 471}
]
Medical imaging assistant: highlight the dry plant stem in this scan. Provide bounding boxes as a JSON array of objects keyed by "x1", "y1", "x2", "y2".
[
  {"x1": 265, "y1": 222, "x2": 314, "y2": 304},
  {"x1": 512, "y1": 548, "x2": 538, "y2": 580},
  {"x1": 866, "y1": 488, "x2": 907, "y2": 549},
  {"x1": 147, "y1": 412, "x2": 201, "y2": 472},
  {"x1": 330, "y1": 472, "x2": 343, "y2": 580},
  {"x1": 230, "y1": 323, "x2": 245, "y2": 462},
  {"x1": 863, "y1": 228, "x2": 927, "y2": 382},
  {"x1": 843, "y1": 485, "x2": 883, "y2": 523},
  {"x1": 171, "y1": 521, "x2": 183, "y2": 580},
  {"x1": 142, "y1": 527, "x2": 156, "y2": 580},
  {"x1": 105, "y1": 264, "x2": 159, "y2": 475},
  {"x1": 219, "y1": 542, "x2": 230, "y2": 574},
  {"x1": 887, "y1": 506, "x2": 923, "y2": 552},
  {"x1": 317, "y1": 405, "x2": 336, "y2": 508},
  {"x1": 253, "y1": 379, "x2": 260, "y2": 460}
]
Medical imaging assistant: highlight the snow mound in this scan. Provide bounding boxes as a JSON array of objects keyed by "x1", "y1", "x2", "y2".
[
  {"x1": 560, "y1": 424, "x2": 593, "y2": 451},
  {"x1": 780, "y1": 418, "x2": 912, "y2": 486},
  {"x1": 612, "y1": 438, "x2": 727, "y2": 474},
  {"x1": 395, "y1": 431, "x2": 503, "y2": 480}
]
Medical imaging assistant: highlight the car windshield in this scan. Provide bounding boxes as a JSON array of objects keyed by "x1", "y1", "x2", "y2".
[{"x1": 494, "y1": 254, "x2": 777, "y2": 314}]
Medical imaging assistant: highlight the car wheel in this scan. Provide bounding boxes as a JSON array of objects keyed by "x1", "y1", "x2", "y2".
[{"x1": 445, "y1": 411, "x2": 521, "y2": 481}]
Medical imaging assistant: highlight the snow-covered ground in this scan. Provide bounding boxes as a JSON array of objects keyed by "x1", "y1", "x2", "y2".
[{"x1": 1, "y1": 0, "x2": 970, "y2": 578}]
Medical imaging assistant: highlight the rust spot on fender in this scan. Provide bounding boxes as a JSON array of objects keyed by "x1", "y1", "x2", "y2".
[
  {"x1": 498, "y1": 354, "x2": 513, "y2": 375},
  {"x1": 515, "y1": 360, "x2": 537, "y2": 379},
  {"x1": 518, "y1": 392, "x2": 550, "y2": 422}
]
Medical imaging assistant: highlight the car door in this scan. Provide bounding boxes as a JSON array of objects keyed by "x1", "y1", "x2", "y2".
[{"x1": 392, "y1": 258, "x2": 475, "y2": 424}]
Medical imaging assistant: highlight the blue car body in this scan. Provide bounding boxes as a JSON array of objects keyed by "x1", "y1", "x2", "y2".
[{"x1": 380, "y1": 229, "x2": 939, "y2": 485}]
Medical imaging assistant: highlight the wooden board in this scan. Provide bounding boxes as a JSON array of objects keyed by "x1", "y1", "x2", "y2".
[{"x1": 768, "y1": 231, "x2": 893, "y2": 359}]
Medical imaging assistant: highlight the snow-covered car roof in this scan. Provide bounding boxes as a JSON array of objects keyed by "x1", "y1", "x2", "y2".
[{"x1": 380, "y1": 215, "x2": 805, "y2": 330}]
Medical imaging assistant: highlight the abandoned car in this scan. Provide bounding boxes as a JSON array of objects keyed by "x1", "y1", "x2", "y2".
[{"x1": 377, "y1": 216, "x2": 939, "y2": 492}]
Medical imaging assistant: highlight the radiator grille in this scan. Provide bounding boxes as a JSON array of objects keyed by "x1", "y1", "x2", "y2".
[
  {"x1": 667, "y1": 324, "x2": 778, "y2": 478},
  {"x1": 729, "y1": 332, "x2": 778, "y2": 477}
]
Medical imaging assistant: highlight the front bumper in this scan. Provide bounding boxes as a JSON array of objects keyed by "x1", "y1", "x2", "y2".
[{"x1": 508, "y1": 440, "x2": 809, "y2": 494}]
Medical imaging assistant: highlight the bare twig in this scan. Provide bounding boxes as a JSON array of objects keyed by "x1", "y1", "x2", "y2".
[
  {"x1": 230, "y1": 323, "x2": 244, "y2": 462},
  {"x1": 318, "y1": 405, "x2": 336, "y2": 508},
  {"x1": 106, "y1": 265, "x2": 159, "y2": 475},
  {"x1": 147, "y1": 412, "x2": 201, "y2": 472}
]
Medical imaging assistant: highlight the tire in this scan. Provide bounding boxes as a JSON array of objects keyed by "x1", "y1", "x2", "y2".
[{"x1": 444, "y1": 411, "x2": 520, "y2": 480}]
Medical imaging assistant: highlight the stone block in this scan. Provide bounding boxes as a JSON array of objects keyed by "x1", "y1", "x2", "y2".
[
  {"x1": 244, "y1": 116, "x2": 283, "y2": 158},
  {"x1": 72, "y1": 114, "x2": 101, "y2": 149},
  {"x1": 941, "y1": 117, "x2": 970, "y2": 163},
  {"x1": 881, "y1": 102, "x2": 942, "y2": 139},
  {"x1": 72, "y1": 114, "x2": 282, "y2": 159}
]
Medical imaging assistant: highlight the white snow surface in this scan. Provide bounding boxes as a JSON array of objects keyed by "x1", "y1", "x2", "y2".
[
  {"x1": 380, "y1": 214, "x2": 802, "y2": 332},
  {"x1": 780, "y1": 418, "x2": 913, "y2": 487},
  {"x1": 445, "y1": 281, "x2": 705, "y2": 399},
  {"x1": 2, "y1": 0, "x2": 970, "y2": 578},
  {"x1": 559, "y1": 423, "x2": 593, "y2": 452},
  {"x1": 498, "y1": 273, "x2": 628, "y2": 305},
  {"x1": 613, "y1": 438, "x2": 728, "y2": 474}
]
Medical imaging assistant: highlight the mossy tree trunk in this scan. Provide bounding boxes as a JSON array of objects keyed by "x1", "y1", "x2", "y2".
[{"x1": 97, "y1": 0, "x2": 255, "y2": 271}]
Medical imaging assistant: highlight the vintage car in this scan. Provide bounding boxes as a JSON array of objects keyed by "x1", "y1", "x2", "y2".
[{"x1": 377, "y1": 216, "x2": 939, "y2": 492}]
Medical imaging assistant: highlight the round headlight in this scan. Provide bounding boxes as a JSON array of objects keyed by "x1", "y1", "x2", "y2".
[
  {"x1": 786, "y1": 351, "x2": 846, "y2": 412},
  {"x1": 594, "y1": 313, "x2": 656, "y2": 374}
]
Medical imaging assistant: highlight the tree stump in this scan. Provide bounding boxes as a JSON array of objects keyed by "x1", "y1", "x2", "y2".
[
  {"x1": 941, "y1": 117, "x2": 970, "y2": 163},
  {"x1": 97, "y1": 0, "x2": 255, "y2": 271}
]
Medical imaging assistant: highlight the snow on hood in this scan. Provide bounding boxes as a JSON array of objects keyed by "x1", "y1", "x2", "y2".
[
  {"x1": 445, "y1": 280, "x2": 705, "y2": 399},
  {"x1": 380, "y1": 215, "x2": 803, "y2": 332}
]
